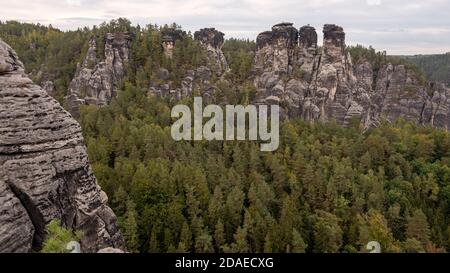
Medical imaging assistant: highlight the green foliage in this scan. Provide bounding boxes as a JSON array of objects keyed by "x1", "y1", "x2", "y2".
[
  {"x1": 222, "y1": 38, "x2": 255, "y2": 83},
  {"x1": 78, "y1": 84, "x2": 450, "y2": 252},
  {"x1": 347, "y1": 44, "x2": 427, "y2": 85},
  {"x1": 403, "y1": 53, "x2": 450, "y2": 86},
  {"x1": 122, "y1": 199, "x2": 140, "y2": 252},
  {"x1": 41, "y1": 220, "x2": 83, "y2": 253},
  {"x1": 0, "y1": 19, "x2": 209, "y2": 103},
  {"x1": 0, "y1": 20, "x2": 91, "y2": 102}
]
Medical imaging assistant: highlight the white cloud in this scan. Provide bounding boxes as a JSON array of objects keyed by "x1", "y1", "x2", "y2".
[
  {"x1": 0, "y1": 0, "x2": 449, "y2": 54},
  {"x1": 66, "y1": 0, "x2": 82, "y2": 6},
  {"x1": 366, "y1": 0, "x2": 381, "y2": 6}
]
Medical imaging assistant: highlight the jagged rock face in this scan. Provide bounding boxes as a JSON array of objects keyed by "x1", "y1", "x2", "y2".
[
  {"x1": 299, "y1": 25, "x2": 317, "y2": 49},
  {"x1": 255, "y1": 22, "x2": 298, "y2": 75},
  {"x1": 148, "y1": 65, "x2": 217, "y2": 103},
  {"x1": 194, "y1": 28, "x2": 229, "y2": 75},
  {"x1": 373, "y1": 65, "x2": 450, "y2": 129},
  {"x1": 311, "y1": 24, "x2": 358, "y2": 124},
  {"x1": 253, "y1": 23, "x2": 300, "y2": 107},
  {"x1": 297, "y1": 26, "x2": 319, "y2": 82},
  {"x1": 423, "y1": 82, "x2": 450, "y2": 128},
  {"x1": 0, "y1": 39, "x2": 125, "y2": 253},
  {"x1": 65, "y1": 33, "x2": 132, "y2": 116},
  {"x1": 41, "y1": 80, "x2": 56, "y2": 97},
  {"x1": 104, "y1": 33, "x2": 132, "y2": 80},
  {"x1": 252, "y1": 23, "x2": 450, "y2": 130},
  {"x1": 322, "y1": 24, "x2": 346, "y2": 62},
  {"x1": 161, "y1": 28, "x2": 185, "y2": 58}
]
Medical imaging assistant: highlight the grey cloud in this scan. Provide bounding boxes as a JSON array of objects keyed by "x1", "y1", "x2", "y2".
[{"x1": 0, "y1": 0, "x2": 449, "y2": 54}]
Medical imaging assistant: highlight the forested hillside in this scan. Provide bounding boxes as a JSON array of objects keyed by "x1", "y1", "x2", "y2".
[
  {"x1": 80, "y1": 85, "x2": 450, "y2": 253},
  {"x1": 0, "y1": 20, "x2": 89, "y2": 101},
  {"x1": 403, "y1": 53, "x2": 450, "y2": 86},
  {"x1": 1, "y1": 19, "x2": 449, "y2": 253}
]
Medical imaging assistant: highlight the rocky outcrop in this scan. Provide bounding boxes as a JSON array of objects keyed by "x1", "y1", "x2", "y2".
[
  {"x1": 373, "y1": 65, "x2": 450, "y2": 129},
  {"x1": 0, "y1": 38, "x2": 125, "y2": 253},
  {"x1": 148, "y1": 65, "x2": 218, "y2": 103},
  {"x1": 253, "y1": 23, "x2": 300, "y2": 113},
  {"x1": 149, "y1": 28, "x2": 229, "y2": 102},
  {"x1": 422, "y1": 82, "x2": 450, "y2": 128},
  {"x1": 310, "y1": 24, "x2": 357, "y2": 124},
  {"x1": 40, "y1": 80, "x2": 56, "y2": 98},
  {"x1": 194, "y1": 28, "x2": 229, "y2": 75},
  {"x1": 97, "y1": 247, "x2": 125, "y2": 253},
  {"x1": 161, "y1": 28, "x2": 185, "y2": 58},
  {"x1": 65, "y1": 33, "x2": 132, "y2": 116},
  {"x1": 255, "y1": 22, "x2": 298, "y2": 75},
  {"x1": 252, "y1": 23, "x2": 450, "y2": 130}
]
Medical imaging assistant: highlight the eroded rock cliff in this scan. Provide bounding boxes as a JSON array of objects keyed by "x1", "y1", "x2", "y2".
[
  {"x1": 194, "y1": 28, "x2": 229, "y2": 75},
  {"x1": 253, "y1": 23, "x2": 450, "y2": 129},
  {"x1": 0, "y1": 38, "x2": 124, "y2": 253},
  {"x1": 161, "y1": 28, "x2": 185, "y2": 58},
  {"x1": 64, "y1": 23, "x2": 449, "y2": 130},
  {"x1": 148, "y1": 27, "x2": 229, "y2": 102},
  {"x1": 65, "y1": 33, "x2": 132, "y2": 116}
]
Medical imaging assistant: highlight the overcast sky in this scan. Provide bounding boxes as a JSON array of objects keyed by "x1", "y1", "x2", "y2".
[{"x1": 1, "y1": 0, "x2": 450, "y2": 55}]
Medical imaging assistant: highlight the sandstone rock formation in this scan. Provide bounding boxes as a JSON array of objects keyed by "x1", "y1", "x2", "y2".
[
  {"x1": 161, "y1": 28, "x2": 185, "y2": 58},
  {"x1": 149, "y1": 27, "x2": 230, "y2": 102},
  {"x1": 148, "y1": 65, "x2": 216, "y2": 103},
  {"x1": 194, "y1": 28, "x2": 229, "y2": 75},
  {"x1": 0, "y1": 38, "x2": 125, "y2": 253},
  {"x1": 253, "y1": 23, "x2": 450, "y2": 130},
  {"x1": 97, "y1": 247, "x2": 125, "y2": 253},
  {"x1": 65, "y1": 33, "x2": 132, "y2": 116},
  {"x1": 255, "y1": 22, "x2": 298, "y2": 75}
]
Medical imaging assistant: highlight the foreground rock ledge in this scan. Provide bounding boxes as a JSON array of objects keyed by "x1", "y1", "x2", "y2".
[{"x1": 0, "y1": 38, "x2": 125, "y2": 253}]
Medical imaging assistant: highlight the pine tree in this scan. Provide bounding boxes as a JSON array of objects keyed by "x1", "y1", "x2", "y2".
[
  {"x1": 263, "y1": 233, "x2": 273, "y2": 253},
  {"x1": 180, "y1": 221, "x2": 192, "y2": 252},
  {"x1": 291, "y1": 228, "x2": 307, "y2": 253},
  {"x1": 113, "y1": 185, "x2": 128, "y2": 217},
  {"x1": 406, "y1": 209, "x2": 431, "y2": 246},
  {"x1": 358, "y1": 210, "x2": 400, "y2": 253},
  {"x1": 123, "y1": 199, "x2": 139, "y2": 252},
  {"x1": 41, "y1": 220, "x2": 83, "y2": 253},
  {"x1": 214, "y1": 219, "x2": 225, "y2": 252},
  {"x1": 148, "y1": 226, "x2": 160, "y2": 253},
  {"x1": 233, "y1": 226, "x2": 249, "y2": 253},
  {"x1": 313, "y1": 211, "x2": 343, "y2": 253},
  {"x1": 195, "y1": 231, "x2": 214, "y2": 253}
]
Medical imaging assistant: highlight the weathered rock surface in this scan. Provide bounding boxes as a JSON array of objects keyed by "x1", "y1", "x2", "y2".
[
  {"x1": 194, "y1": 28, "x2": 229, "y2": 75},
  {"x1": 253, "y1": 23, "x2": 450, "y2": 130},
  {"x1": 41, "y1": 80, "x2": 56, "y2": 97},
  {"x1": 255, "y1": 22, "x2": 298, "y2": 75},
  {"x1": 150, "y1": 27, "x2": 230, "y2": 102},
  {"x1": 148, "y1": 65, "x2": 217, "y2": 103},
  {"x1": 97, "y1": 247, "x2": 125, "y2": 253},
  {"x1": 65, "y1": 33, "x2": 132, "y2": 116},
  {"x1": 0, "y1": 38, "x2": 125, "y2": 253},
  {"x1": 161, "y1": 28, "x2": 185, "y2": 58}
]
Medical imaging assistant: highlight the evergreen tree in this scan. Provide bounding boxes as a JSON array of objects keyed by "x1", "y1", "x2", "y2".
[
  {"x1": 406, "y1": 209, "x2": 431, "y2": 246},
  {"x1": 123, "y1": 199, "x2": 139, "y2": 252}
]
